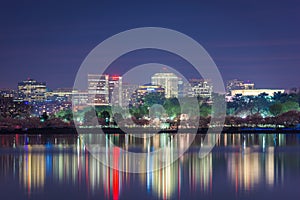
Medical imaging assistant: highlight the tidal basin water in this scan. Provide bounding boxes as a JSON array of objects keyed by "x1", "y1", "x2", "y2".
[{"x1": 0, "y1": 133, "x2": 300, "y2": 200}]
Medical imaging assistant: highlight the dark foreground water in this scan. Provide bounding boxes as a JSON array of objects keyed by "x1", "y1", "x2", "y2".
[{"x1": 0, "y1": 133, "x2": 300, "y2": 200}]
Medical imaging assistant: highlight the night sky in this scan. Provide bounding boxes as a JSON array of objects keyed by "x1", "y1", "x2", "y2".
[{"x1": 0, "y1": 0, "x2": 300, "y2": 90}]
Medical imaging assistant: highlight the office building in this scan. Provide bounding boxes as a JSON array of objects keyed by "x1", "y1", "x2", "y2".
[
  {"x1": 130, "y1": 84, "x2": 165, "y2": 107},
  {"x1": 226, "y1": 79, "x2": 255, "y2": 95},
  {"x1": 17, "y1": 78, "x2": 47, "y2": 102},
  {"x1": 88, "y1": 74, "x2": 109, "y2": 105},
  {"x1": 87, "y1": 74, "x2": 123, "y2": 106},
  {"x1": 230, "y1": 89, "x2": 285, "y2": 97},
  {"x1": 122, "y1": 83, "x2": 138, "y2": 107},
  {"x1": 190, "y1": 79, "x2": 212, "y2": 98},
  {"x1": 109, "y1": 75, "x2": 122, "y2": 106},
  {"x1": 151, "y1": 73, "x2": 178, "y2": 98}
]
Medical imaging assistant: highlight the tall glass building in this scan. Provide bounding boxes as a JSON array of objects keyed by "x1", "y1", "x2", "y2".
[{"x1": 151, "y1": 73, "x2": 178, "y2": 98}]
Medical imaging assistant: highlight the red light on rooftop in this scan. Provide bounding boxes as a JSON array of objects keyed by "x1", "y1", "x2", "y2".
[{"x1": 111, "y1": 75, "x2": 120, "y2": 81}]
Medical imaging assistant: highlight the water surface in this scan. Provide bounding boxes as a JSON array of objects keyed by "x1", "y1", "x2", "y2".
[{"x1": 0, "y1": 133, "x2": 300, "y2": 200}]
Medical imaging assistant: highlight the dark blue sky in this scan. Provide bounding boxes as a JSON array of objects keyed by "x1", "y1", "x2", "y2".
[{"x1": 0, "y1": 0, "x2": 300, "y2": 89}]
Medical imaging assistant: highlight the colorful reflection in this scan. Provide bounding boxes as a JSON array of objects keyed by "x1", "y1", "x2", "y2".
[
  {"x1": 0, "y1": 133, "x2": 299, "y2": 199},
  {"x1": 226, "y1": 146, "x2": 286, "y2": 193}
]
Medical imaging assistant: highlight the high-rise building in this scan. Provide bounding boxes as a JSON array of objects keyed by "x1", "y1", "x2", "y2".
[
  {"x1": 87, "y1": 74, "x2": 123, "y2": 106},
  {"x1": 17, "y1": 78, "x2": 47, "y2": 102},
  {"x1": 88, "y1": 74, "x2": 109, "y2": 105},
  {"x1": 121, "y1": 83, "x2": 138, "y2": 107},
  {"x1": 151, "y1": 73, "x2": 178, "y2": 98},
  {"x1": 109, "y1": 75, "x2": 122, "y2": 106}
]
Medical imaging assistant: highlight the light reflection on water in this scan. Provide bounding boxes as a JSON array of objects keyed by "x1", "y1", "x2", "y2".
[{"x1": 0, "y1": 133, "x2": 300, "y2": 200}]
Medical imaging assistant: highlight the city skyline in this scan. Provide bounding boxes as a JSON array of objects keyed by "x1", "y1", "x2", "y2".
[
  {"x1": 0, "y1": 75, "x2": 284, "y2": 95},
  {"x1": 0, "y1": 1, "x2": 300, "y2": 89},
  {"x1": 1, "y1": 2, "x2": 300, "y2": 200}
]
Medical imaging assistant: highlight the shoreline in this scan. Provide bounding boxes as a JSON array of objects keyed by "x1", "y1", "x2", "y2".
[{"x1": 0, "y1": 127, "x2": 300, "y2": 135}]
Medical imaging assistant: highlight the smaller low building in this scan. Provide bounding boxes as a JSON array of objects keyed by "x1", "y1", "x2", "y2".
[
  {"x1": 130, "y1": 84, "x2": 165, "y2": 107},
  {"x1": 136, "y1": 84, "x2": 165, "y2": 96},
  {"x1": 231, "y1": 89, "x2": 285, "y2": 97},
  {"x1": 191, "y1": 80, "x2": 212, "y2": 98}
]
